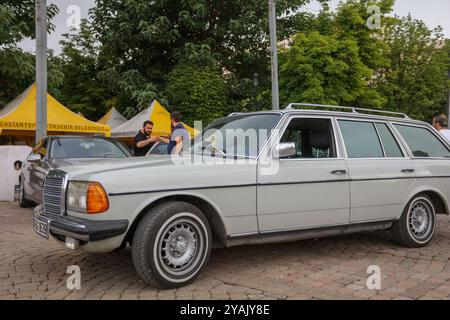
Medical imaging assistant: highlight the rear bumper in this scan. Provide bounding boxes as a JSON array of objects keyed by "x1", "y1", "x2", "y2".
[{"x1": 34, "y1": 205, "x2": 129, "y2": 242}]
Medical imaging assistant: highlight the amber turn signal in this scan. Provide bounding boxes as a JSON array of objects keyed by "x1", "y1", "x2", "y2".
[{"x1": 86, "y1": 182, "x2": 109, "y2": 214}]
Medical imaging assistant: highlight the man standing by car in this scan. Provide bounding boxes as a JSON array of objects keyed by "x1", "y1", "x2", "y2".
[
  {"x1": 134, "y1": 121, "x2": 159, "y2": 156},
  {"x1": 159, "y1": 112, "x2": 190, "y2": 155},
  {"x1": 432, "y1": 114, "x2": 450, "y2": 142}
]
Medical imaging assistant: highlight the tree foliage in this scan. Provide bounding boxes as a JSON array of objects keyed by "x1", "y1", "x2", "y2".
[
  {"x1": 279, "y1": 0, "x2": 395, "y2": 109},
  {"x1": 377, "y1": 15, "x2": 449, "y2": 119},
  {"x1": 279, "y1": 0, "x2": 449, "y2": 119},
  {"x1": 0, "y1": 0, "x2": 59, "y2": 108},
  {"x1": 87, "y1": 0, "x2": 310, "y2": 116},
  {"x1": 1, "y1": 0, "x2": 449, "y2": 123},
  {"x1": 279, "y1": 31, "x2": 382, "y2": 108},
  {"x1": 165, "y1": 65, "x2": 229, "y2": 126},
  {"x1": 56, "y1": 21, "x2": 111, "y2": 120}
]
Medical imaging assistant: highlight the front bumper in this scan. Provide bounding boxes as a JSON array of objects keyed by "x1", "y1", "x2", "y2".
[{"x1": 34, "y1": 205, "x2": 129, "y2": 242}]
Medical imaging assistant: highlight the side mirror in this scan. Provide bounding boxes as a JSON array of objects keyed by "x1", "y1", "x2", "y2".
[
  {"x1": 27, "y1": 153, "x2": 42, "y2": 162},
  {"x1": 14, "y1": 160, "x2": 23, "y2": 171},
  {"x1": 274, "y1": 142, "x2": 297, "y2": 159}
]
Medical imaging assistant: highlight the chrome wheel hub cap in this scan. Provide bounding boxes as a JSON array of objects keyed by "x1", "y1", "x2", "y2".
[
  {"x1": 170, "y1": 236, "x2": 188, "y2": 256},
  {"x1": 408, "y1": 200, "x2": 433, "y2": 240},
  {"x1": 159, "y1": 220, "x2": 200, "y2": 274}
]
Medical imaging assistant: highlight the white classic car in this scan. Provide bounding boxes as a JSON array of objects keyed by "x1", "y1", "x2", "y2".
[{"x1": 34, "y1": 104, "x2": 450, "y2": 288}]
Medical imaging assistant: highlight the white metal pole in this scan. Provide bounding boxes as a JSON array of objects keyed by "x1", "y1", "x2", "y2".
[
  {"x1": 35, "y1": 0, "x2": 47, "y2": 142},
  {"x1": 268, "y1": 0, "x2": 279, "y2": 110}
]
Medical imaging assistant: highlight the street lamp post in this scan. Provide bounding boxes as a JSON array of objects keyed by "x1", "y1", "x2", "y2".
[
  {"x1": 447, "y1": 69, "x2": 450, "y2": 117},
  {"x1": 268, "y1": 0, "x2": 279, "y2": 111},
  {"x1": 35, "y1": 0, "x2": 47, "y2": 142},
  {"x1": 253, "y1": 72, "x2": 260, "y2": 111}
]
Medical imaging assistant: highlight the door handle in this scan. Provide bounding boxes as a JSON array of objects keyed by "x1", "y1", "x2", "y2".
[
  {"x1": 401, "y1": 169, "x2": 415, "y2": 173},
  {"x1": 330, "y1": 170, "x2": 347, "y2": 175}
]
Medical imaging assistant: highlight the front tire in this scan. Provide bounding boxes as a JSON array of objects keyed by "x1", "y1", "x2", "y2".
[
  {"x1": 132, "y1": 201, "x2": 212, "y2": 289},
  {"x1": 391, "y1": 194, "x2": 436, "y2": 248},
  {"x1": 18, "y1": 178, "x2": 34, "y2": 208}
]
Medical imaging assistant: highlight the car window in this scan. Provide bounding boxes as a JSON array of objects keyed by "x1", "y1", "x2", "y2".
[
  {"x1": 394, "y1": 124, "x2": 450, "y2": 158},
  {"x1": 190, "y1": 114, "x2": 281, "y2": 158},
  {"x1": 148, "y1": 142, "x2": 168, "y2": 155},
  {"x1": 375, "y1": 123, "x2": 403, "y2": 158},
  {"x1": 338, "y1": 120, "x2": 384, "y2": 158},
  {"x1": 51, "y1": 138, "x2": 130, "y2": 159},
  {"x1": 280, "y1": 118, "x2": 336, "y2": 159}
]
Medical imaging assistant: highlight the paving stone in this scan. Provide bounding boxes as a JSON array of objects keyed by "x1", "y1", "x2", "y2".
[{"x1": 3, "y1": 202, "x2": 450, "y2": 300}]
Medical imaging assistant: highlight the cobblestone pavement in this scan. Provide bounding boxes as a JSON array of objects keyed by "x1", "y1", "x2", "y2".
[{"x1": 2, "y1": 201, "x2": 450, "y2": 300}]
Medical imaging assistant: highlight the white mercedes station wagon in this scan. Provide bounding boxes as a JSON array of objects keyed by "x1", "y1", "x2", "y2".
[{"x1": 33, "y1": 104, "x2": 450, "y2": 288}]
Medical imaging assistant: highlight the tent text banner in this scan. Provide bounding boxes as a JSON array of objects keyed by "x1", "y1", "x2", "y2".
[{"x1": 0, "y1": 84, "x2": 111, "y2": 138}]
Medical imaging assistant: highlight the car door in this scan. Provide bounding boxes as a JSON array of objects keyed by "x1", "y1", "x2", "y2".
[
  {"x1": 29, "y1": 138, "x2": 50, "y2": 202},
  {"x1": 257, "y1": 115, "x2": 350, "y2": 232},
  {"x1": 392, "y1": 123, "x2": 450, "y2": 209},
  {"x1": 337, "y1": 119, "x2": 416, "y2": 223}
]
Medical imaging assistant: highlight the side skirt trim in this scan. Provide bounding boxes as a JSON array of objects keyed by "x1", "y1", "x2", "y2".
[{"x1": 224, "y1": 220, "x2": 395, "y2": 247}]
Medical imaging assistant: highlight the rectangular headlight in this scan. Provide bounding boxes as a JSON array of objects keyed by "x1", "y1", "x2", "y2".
[
  {"x1": 67, "y1": 181, "x2": 88, "y2": 213},
  {"x1": 67, "y1": 181, "x2": 109, "y2": 214}
]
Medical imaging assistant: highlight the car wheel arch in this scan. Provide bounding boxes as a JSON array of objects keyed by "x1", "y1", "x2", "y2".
[
  {"x1": 123, "y1": 194, "x2": 228, "y2": 248},
  {"x1": 403, "y1": 187, "x2": 448, "y2": 216}
]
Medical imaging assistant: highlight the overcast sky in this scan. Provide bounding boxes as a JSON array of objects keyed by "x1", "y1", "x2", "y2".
[{"x1": 20, "y1": 0, "x2": 450, "y2": 55}]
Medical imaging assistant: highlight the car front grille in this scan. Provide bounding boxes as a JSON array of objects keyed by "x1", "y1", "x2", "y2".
[{"x1": 43, "y1": 170, "x2": 67, "y2": 216}]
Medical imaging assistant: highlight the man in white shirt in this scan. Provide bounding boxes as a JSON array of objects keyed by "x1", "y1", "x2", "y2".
[{"x1": 433, "y1": 114, "x2": 450, "y2": 142}]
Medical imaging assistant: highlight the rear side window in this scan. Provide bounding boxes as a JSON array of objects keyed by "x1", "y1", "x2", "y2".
[
  {"x1": 375, "y1": 123, "x2": 403, "y2": 158},
  {"x1": 338, "y1": 120, "x2": 383, "y2": 158},
  {"x1": 394, "y1": 124, "x2": 450, "y2": 158}
]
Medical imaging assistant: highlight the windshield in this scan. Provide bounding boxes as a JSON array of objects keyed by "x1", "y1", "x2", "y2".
[
  {"x1": 50, "y1": 137, "x2": 131, "y2": 159},
  {"x1": 190, "y1": 113, "x2": 281, "y2": 158}
]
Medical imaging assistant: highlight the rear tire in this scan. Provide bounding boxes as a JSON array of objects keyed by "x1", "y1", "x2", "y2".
[
  {"x1": 132, "y1": 201, "x2": 212, "y2": 289},
  {"x1": 18, "y1": 178, "x2": 34, "y2": 208},
  {"x1": 391, "y1": 194, "x2": 436, "y2": 248}
]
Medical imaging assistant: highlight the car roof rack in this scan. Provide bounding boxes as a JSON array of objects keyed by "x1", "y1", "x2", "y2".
[{"x1": 285, "y1": 103, "x2": 410, "y2": 119}]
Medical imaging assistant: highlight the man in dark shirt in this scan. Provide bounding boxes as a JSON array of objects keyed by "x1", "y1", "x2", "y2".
[{"x1": 133, "y1": 120, "x2": 159, "y2": 156}]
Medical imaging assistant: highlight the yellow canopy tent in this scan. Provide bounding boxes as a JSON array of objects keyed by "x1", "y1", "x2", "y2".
[
  {"x1": 0, "y1": 84, "x2": 110, "y2": 145},
  {"x1": 111, "y1": 100, "x2": 197, "y2": 144}
]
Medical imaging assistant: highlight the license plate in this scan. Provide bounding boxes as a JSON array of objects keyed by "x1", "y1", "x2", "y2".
[{"x1": 34, "y1": 216, "x2": 49, "y2": 239}]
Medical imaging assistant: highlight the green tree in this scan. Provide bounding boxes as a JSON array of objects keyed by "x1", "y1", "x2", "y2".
[
  {"x1": 0, "y1": 0, "x2": 58, "y2": 108},
  {"x1": 377, "y1": 15, "x2": 450, "y2": 120},
  {"x1": 279, "y1": 31, "x2": 382, "y2": 107},
  {"x1": 279, "y1": 0, "x2": 395, "y2": 108},
  {"x1": 283, "y1": 0, "x2": 449, "y2": 120},
  {"x1": 57, "y1": 21, "x2": 111, "y2": 120},
  {"x1": 165, "y1": 65, "x2": 228, "y2": 126},
  {"x1": 89, "y1": 0, "x2": 311, "y2": 116}
]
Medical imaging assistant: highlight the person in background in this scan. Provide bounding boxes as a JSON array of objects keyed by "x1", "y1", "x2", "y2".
[
  {"x1": 159, "y1": 112, "x2": 190, "y2": 155},
  {"x1": 432, "y1": 113, "x2": 450, "y2": 142},
  {"x1": 134, "y1": 120, "x2": 159, "y2": 157}
]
